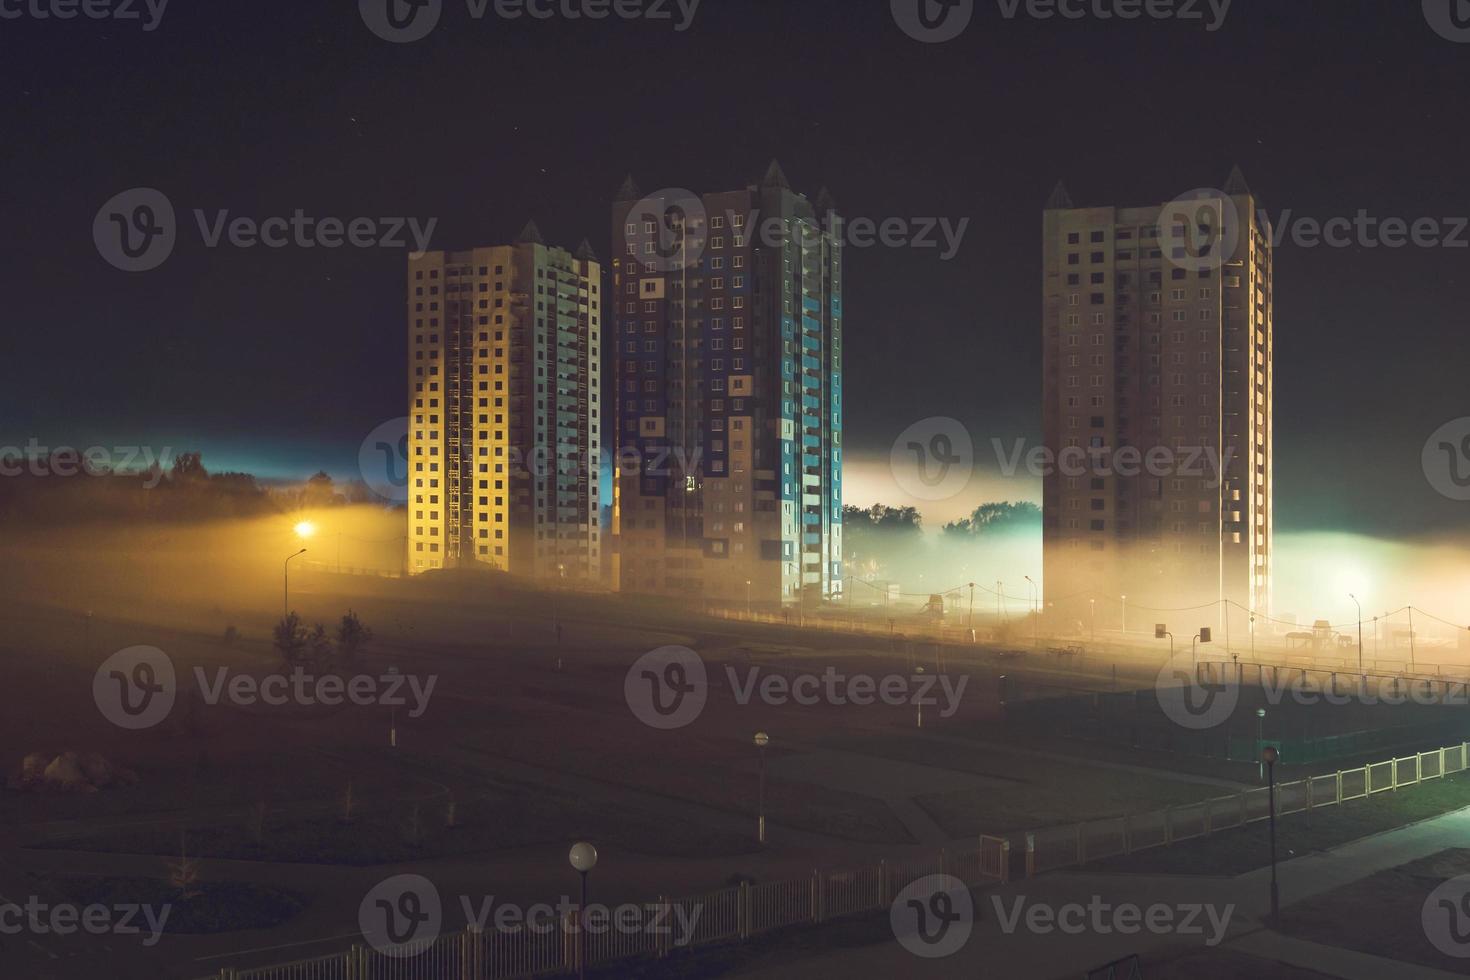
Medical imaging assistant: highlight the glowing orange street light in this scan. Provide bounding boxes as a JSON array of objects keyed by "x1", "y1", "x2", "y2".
[{"x1": 294, "y1": 521, "x2": 317, "y2": 540}]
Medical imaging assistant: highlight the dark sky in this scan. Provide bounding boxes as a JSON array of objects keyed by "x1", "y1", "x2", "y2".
[{"x1": 1, "y1": 0, "x2": 1466, "y2": 535}]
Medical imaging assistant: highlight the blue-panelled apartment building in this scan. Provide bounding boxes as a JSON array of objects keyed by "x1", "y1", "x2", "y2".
[{"x1": 610, "y1": 162, "x2": 844, "y2": 607}]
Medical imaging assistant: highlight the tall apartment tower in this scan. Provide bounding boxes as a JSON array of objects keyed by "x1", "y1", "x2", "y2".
[
  {"x1": 610, "y1": 162, "x2": 844, "y2": 607},
  {"x1": 406, "y1": 224, "x2": 603, "y2": 580},
  {"x1": 1041, "y1": 168, "x2": 1273, "y2": 624}
]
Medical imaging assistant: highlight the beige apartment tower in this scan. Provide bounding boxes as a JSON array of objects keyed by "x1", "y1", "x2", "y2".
[
  {"x1": 1041, "y1": 168, "x2": 1273, "y2": 628},
  {"x1": 406, "y1": 225, "x2": 603, "y2": 580}
]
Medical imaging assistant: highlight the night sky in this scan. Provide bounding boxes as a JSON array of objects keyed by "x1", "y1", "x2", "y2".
[{"x1": 1, "y1": 0, "x2": 1466, "y2": 536}]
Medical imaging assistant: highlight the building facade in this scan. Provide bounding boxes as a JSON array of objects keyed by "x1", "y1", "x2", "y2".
[
  {"x1": 406, "y1": 226, "x2": 603, "y2": 580},
  {"x1": 1041, "y1": 168, "x2": 1273, "y2": 626},
  {"x1": 610, "y1": 162, "x2": 843, "y2": 606}
]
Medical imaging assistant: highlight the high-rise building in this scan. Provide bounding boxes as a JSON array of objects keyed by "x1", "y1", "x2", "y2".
[
  {"x1": 610, "y1": 162, "x2": 844, "y2": 606},
  {"x1": 1041, "y1": 168, "x2": 1273, "y2": 624},
  {"x1": 406, "y1": 224, "x2": 603, "y2": 580}
]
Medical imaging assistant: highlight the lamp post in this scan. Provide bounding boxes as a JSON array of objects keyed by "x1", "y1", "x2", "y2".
[
  {"x1": 968, "y1": 581, "x2": 975, "y2": 630},
  {"x1": 1121, "y1": 594, "x2": 1127, "y2": 636},
  {"x1": 1090, "y1": 599, "x2": 1096, "y2": 643},
  {"x1": 915, "y1": 666, "x2": 925, "y2": 728},
  {"x1": 1349, "y1": 593, "x2": 1363, "y2": 675},
  {"x1": 1024, "y1": 576, "x2": 1038, "y2": 648},
  {"x1": 745, "y1": 580, "x2": 752, "y2": 619},
  {"x1": 754, "y1": 732, "x2": 769, "y2": 844},
  {"x1": 283, "y1": 548, "x2": 307, "y2": 618},
  {"x1": 1263, "y1": 745, "x2": 1280, "y2": 926},
  {"x1": 1255, "y1": 707, "x2": 1266, "y2": 782},
  {"x1": 568, "y1": 842, "x2": 598, "y2": 980}
]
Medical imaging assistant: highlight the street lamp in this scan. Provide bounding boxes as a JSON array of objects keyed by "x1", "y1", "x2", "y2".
[
  {"x1": 745, "y1": 580, "x2": 752, "y2": 619},
  {"x1": 915, "y1": 666, "x2": 925, "y2": 728},
  {"x1": 1255, "y1": 707, "x2": 1266, "y2": 782},
  {"x1": 294, "y1": 520, "x2": 317, "y2": 540},
  {"x1": 283, "y1": 548, "x2": 307, "y2": 618},
  {"x1": 754, "y1": 732, "x2": 769, "y2": 844},
  {"x1": 1023, "y1": 576, "x2": 1038, "y2": 648},
  {"x1": 1349, "y1": 593, "x2": 1363, "y2": 675},
  {"x1": 1263, "y1": 745, "x2": 1280, "y2": 926},
  {"x1": 568, "y1": 842, "x2": 598, "y2": 980},
  {"x1": 1121, "y1": 595, "x2": 1127, "y2": 636},
  {"x1": 1089, "y1": 598, "x2": 1096, "y2": 643},
  {"x1": 1192, "y1": 627, "x2": 1211, "y2": 669}
]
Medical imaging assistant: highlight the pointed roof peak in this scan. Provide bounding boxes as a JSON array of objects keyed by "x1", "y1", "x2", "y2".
[
  {"x1": 761, "y1": 159, "x2": 790, "y2": 190},
  {"x1": 1223, "y1": 164, "x2": 1251, "y2": 196},
  {"x1": 515, "y1": 220, "x2": 544, "y2": 246},
  {"x1": 1045, "y1": 180, "x2": 1073, "y2": 210},
  {"x1": 574, "y1": 238, "x2": 598, "y2": 262},
  {"x1": 614, "y1": 174, "x2": 642, "y2": 202}
]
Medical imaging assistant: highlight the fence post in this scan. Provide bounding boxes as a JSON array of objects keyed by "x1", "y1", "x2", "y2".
[
  {"x1": 1306, "y1": 775, "x2": 1314, "y2": 810},
  {"x1": 939, "y1": 847, "x2": 947, "y2": 878},
  {"x1": 1000, "y1": 839, "x2": 1011, "y2": 884},
  {"x1": 1025, "y1": 832, "x2": 1036, "y2": 878},
  {"x1": 878, "y1": 859, "x2": 888, "y2": 906},
  {"x1": 658, "y1": 897, "x2": 671, "y2": 958},
  {"x1": 1392, "y1": 757, "x2": 1399, "y2": 791},
  {"x1": 1442, "y1": 746, "x2": 1448, "y2": 779},
  {"x1": 739, "y1": 880, "x2": 751, "y2": 939},
  {"x1": 1122, "y1": 813, "x2": 1132, "y2": 854},
  {"x1": 812, "y1": 870, "x2": 823, "y2": 923},
  {"x1": 1336, "y1": 770, "x2": 1342, "y2": 804}
]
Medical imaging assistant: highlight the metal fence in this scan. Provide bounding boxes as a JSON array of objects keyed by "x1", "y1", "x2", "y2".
[
  {"x1": 198, "y1": 838, "x2": 1010, "y2": 980},
  {"x1": 1022, "y1": 741, "x2": 1469, "y2": 875}
]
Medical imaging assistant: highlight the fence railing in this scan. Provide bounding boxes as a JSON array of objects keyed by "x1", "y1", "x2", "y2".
[
  {"x1": 197, "y1": 838, "x2": 1011, "y2": 980},
  {"x1": 1022, "y1": 741, "x2": 1469, "y2": 876}
]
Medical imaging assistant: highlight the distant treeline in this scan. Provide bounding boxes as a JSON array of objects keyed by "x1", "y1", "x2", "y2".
[{"x1": 0, "y1": 450, "x2": 380, "y2": 525}]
